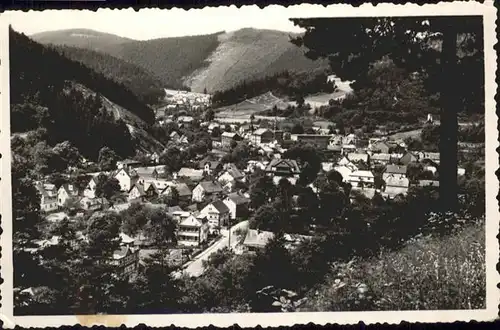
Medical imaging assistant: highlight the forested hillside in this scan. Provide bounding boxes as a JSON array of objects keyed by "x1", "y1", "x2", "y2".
[
  {"x1": 10, "y1": 28, "x2": 158, "y2": 160},
  {"x1": 212, "y1": 69, "x2": 335, "y2": 107},
  {"x1": 115, "y1": 32, "x2": 222, "y2": 90},
  {"x1": 55, "y1": 45, "x2": 165, "y2": 104},
  {"x1": 32, "y1": 28, "x2": 329, "y2": 93}
]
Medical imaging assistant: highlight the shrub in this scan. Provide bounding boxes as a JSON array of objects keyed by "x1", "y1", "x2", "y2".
[{"x1": 302, "y1": 220, "x2": 485, "y2": 311}]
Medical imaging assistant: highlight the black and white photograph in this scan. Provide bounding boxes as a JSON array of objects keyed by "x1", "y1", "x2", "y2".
[{"x1": 0, "y1": 2, "x2": 498, "y2": 328}]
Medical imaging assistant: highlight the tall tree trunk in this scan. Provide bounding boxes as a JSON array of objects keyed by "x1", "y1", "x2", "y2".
[{"x1": 439, "y1": 24, "x2": 459, "y2": 211}]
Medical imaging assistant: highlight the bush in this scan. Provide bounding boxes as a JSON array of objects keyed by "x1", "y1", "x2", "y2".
[{"x1": 302, "y1": 220, "x2": 485, "y2": 311}]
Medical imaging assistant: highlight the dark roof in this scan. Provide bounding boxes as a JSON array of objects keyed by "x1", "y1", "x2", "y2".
[
  {"x1": 211, "y1": 200, "x2": 230, "y2": 213},
  {"x1": 164, "y1": 183, "x2": 192, "y2": 197},
  {"x1": 385, "y1": 165, "x2": 407, "y2": 175},
  {"x1": 226, "y1": 192, "x2": 250, "y2": 205},
  {"x1": 265, "y1": 158, "x2": 300, "y2": 173},
  {"x1": 129, "y1": 183, "x2": 146, "y2": 195},
  {"x1": 198, "y1": 181, "x2": 223, "y2": 193},
  {"x1": 198, "y1": 158, "x2": 221, "y2": 170},
  {"x1": 222, "y1": 167, "x2": 244, "y2": 180}
]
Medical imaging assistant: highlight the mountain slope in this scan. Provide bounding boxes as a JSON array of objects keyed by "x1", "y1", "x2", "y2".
[
  {"x1": 55, "y1": 45, "x2": 165, "y2": 104},
  {"x1": 11, "y1": 28, "x2": 164, "y2": 159},
  {"x1": 32, "y1": 28, "x2": 329, "y2": 93},
  {"x1": 32, "y1": 28, "x2": 132, "y2": 52},
  {"x1": 186, "y1": 29, "x2": 329, "y2": 93}
]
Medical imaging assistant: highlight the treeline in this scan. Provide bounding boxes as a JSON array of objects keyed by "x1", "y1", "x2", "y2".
[
  {"x1": 55, "y1": 45, "x2": 165, "y2": 105},
  {"x1": 211, "y1": 70, "x2": 335, "y2": 107},
  {"x1": 316, "y1": 61, "x2": 438, "y2": 128},
  {"x1": 10, "y1": 27, "x2": 155, "y2": 125}
]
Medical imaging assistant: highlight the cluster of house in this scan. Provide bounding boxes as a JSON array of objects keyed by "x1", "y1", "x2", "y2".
[{"x1": 158, "y1": 89, "x2": 211, "y2": 114}]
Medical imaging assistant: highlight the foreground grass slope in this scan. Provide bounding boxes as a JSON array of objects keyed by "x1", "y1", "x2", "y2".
[{"x1": 302, "y1": 221, "x2": 485, "y2": 311}]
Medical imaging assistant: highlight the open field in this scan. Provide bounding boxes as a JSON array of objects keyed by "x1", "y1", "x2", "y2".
[{"x1": 215, "y1": 91, "x2": 290, "y2": 119}]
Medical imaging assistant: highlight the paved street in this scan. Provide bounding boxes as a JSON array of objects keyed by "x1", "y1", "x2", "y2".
[{"x1": 174, "y1": 220, "x2": 249, "y2": 278}]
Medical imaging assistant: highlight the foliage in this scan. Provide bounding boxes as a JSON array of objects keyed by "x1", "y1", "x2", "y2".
[
  {"x1": 212, "y1": 70, "x2": 334, "y2": 107},
  {"x1": 98, "y1": 146, "x2": 118, "y2": 171},
  {"x1": 95, "y1": 174, "x2": 121, "y2": 201},
  {"x1": 131, "y1": 249, "x2": 181, "y2": 313},
  {"x1": 11, "y1": 28, "x2": 155, "y2": 124},
  {"x1": 56, "y1": 45, "x2": 165, "y2": 104},
  {"x1": 302, "y1": 221, "x2": 485, "y2": 311}
]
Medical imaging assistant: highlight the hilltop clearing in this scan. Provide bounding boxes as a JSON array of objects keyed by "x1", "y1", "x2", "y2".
[
  {"x1": 215, "y1": 92, "x2": 290, "y2": 120},
  {"x1": 31, "y1": 28, "x2": 132, "y2": 51},
  {"x1": 186, "y1": 29, "x2": 329, "y2": 93}
]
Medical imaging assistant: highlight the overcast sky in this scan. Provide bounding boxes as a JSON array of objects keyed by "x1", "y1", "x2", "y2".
[{"x1": 2, "y1": 5, "x2": 336, "y2": 40}]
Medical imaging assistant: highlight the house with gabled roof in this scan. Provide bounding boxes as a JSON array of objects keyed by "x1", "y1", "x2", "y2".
[
  {"x1": 177, "y1": 167, "x2": 205, "y2": 182},
  {"x1": 383, "y1": 164, "x2": 408, "y2": 181},
  {"x1": 223, "y1": 192, "x2": 251, "y2": 220},
  {"x1": 265, "y1": 158, "x2": 300, "y2": 178},
  {"x1": 199, "y1": 200, "x2": 231, "y2": 233},
  {"x1": 192, "y1": 181, "x2": 224, "y2": 202},
  {"x1": 198, "y1": 159, "x2": 223, "y2": 176},
  {"x1": 334, "y1": 165, "x2": 356, "y2": 183},
  {"x1": 83, "y1": 176, "x2": 99, "y2": 199},
  {"x1": 418, "y1": 152, "x2": 440, "y2": 164},
  {"x1": 418, "y1": 180, "x2": 440, "y2": 188},
  {"x1": 382, "y1": 176, "x2": 410, "y2": 199},
  {"x1": 57, "y1": 184, "x2": 79, "y2": 207},
  {"x1": 128, "y1": 183, "x2": 146, "y2": 202},
  {"x1": 218, "y1": 166, "x2": 245, "y2": 185},
  {"x1": 112, "y1": 245, "x2": 139, "y2": 277},
  {"x1": 177, "y1": 215, "x2": 209, "y2": 247},
  {"x1": 221, "y1": 131, "x2": 241, "y2": 148},
  {"x1": 399, "y1": 151, "x2": 418, "y2": 165},
  {"x1": 114, "y1": 167, "x2": 137, "y2": 192},
  {"x1": 347, "y1": 152, "x2": 369, "y2": 164},
  {"x1": 370, "y1": 153, "x2": 391, "y2": 165},
  {"x1": 36, "y1": 182, "x2": 58, "y2": 212},
  {"x1": 116, "y1": 159, "x2": 141, "y2": 171},
  {"x1": 250, "y1": 128, "x2": 274, "y2": 145},
  {"x1": 349, "y1": 170, "x2": 375, "y2": 188},
  {"x1": 161, "y1": 182, "x2": 192, "y2": 202}
]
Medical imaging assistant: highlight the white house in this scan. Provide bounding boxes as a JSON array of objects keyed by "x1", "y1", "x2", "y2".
[
  {"x1": 57, "y1": 184, "x2": 79, "y2": 207},
  {"x1": 198, "y1": 200, "x2": 231, "y2": 233},
  {"x1": 382, "y1": 165, "x2": 408, "y2": 181},
  {"x1": 83, "y1": 176, "x2": 98, "y2": 199},
  {"x1": 177, "y1": 215, "x2": 209, "y2": 247},
  {"x1": 333, "y1": 165, "x2": 355, "y2": 183},
  {"x1": 36, "y1": 183, "x2": 58, "y2": 213},
  {"x1": 218, "y1": 167, "x2": 245, "y2": 186},
  {"x1": 114, "y1": 168, "x2": 136, "y2": 192},
  {"x1": 192, "y1": 181, "x2": 223, "y2": 203},
  {"x1": 128, "y1": 183, "x2": 146, "y2": 202},
  {"x1": 349, "y1": 170, "x2": 375, "y2": 188}
]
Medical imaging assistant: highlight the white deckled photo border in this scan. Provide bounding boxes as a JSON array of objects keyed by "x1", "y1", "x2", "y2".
[{"x1": 0, "y1": 1, "x2": 498, "y2": 328}]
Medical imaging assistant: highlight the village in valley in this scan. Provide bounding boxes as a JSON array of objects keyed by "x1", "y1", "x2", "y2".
[
  {"x1": 32, "y1": 97, "x2": 480, "y2": 281},
  {"x1": 8, "y1": 11, "x2": 487, "y2": 315}
]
